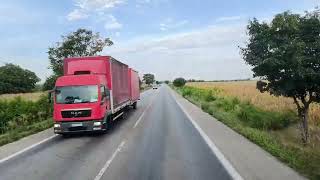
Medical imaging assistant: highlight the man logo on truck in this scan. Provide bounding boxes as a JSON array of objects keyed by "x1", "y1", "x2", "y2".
[{"x1": 70, "y1": 111, "x2": 82, "y2": 116}]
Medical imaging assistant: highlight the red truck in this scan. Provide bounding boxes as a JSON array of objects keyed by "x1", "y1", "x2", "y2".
[{"x1": 51, "y1": 56, "x2": 140, "y2": 134}]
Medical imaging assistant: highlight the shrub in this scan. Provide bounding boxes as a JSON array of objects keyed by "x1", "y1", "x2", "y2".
[
  {"x1": 0, "y1": 94, "x2": 52, "y2": 134},
  {"x1": 204, "y1": 90, "x2": 217, "y2": 102},
  {"x1": 173, "y1": 78, "x2": 186, "y2": 87},
  {"x1": 235, "y1": 103, "x2": 294, "y2": 130}
]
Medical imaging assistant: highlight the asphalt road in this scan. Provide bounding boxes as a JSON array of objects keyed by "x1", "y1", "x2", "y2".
[{"x1": 0, "y1": 86, "x2": 232, "y2": 180}]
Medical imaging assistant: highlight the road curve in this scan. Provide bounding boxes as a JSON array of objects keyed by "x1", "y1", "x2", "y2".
[{"x1": 0, "y1": 86, "x2": 231, "y2": 180}]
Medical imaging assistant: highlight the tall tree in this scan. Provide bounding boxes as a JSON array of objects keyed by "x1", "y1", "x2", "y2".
[
  {"x1": 143, "y1": 74, "x2": 155, "y2": 85},
  {"x1": 240, "y1": 10, "x2": 320, "y2": 144},
  {"x1": 44, "y1": 28, "x2": 113, "y2": 90},
  {"x1": 0, "y1": 63, "x2": 40, "y2": 94}
]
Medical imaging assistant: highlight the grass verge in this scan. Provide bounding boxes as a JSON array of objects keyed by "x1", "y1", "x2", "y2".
[
  {"x1": 172, "y1": 85, "x2": 320, "y2": 180},
  {"x1": 0, "y1": 119, "x2": 53, "y2": 147}
]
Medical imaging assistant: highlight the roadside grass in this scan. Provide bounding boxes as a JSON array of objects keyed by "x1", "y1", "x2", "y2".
[
  {"x1": 0, "y1": 119, "x2": 53, "y2": 147},
  {"x1": 0, "y1": 92, "x2": 46, "y2": 102},
  {"x1": 0, "y1": 94, "x2": 53, "y2": 147},
  {"x1": 173, "y1": 85, "x2": 320, "y2": 180},
  {"x1": 188, "y1": 81, "x2": 320, "y2": 127}
]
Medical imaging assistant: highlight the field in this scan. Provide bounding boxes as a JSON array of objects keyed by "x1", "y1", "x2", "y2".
[
  {"x1": 174, "y1": 82, "x2": 320, "y2": 179},
  {"x1": 188, "y1": 81, "x2": 320, "y2": 127},
  {"x1": 0, "y1": 92, "x2": 46, "y2": 102}
]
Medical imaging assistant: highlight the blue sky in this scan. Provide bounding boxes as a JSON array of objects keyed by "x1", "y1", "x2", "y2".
[{"x1": 0, "y1": 0, "x2": 319, "y2": 82}]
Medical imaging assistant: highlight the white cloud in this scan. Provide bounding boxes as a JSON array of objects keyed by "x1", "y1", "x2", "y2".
[
  {"x1": 160, "y1": 18, "x2": 188, "y2": 31},
  {"x1": 67, "y1": 9, "x2": 88, "y2": 21},
  {"x1": 104, "y1": 15, "x2": 123, "y2": 30},
  {"x1": 106, "y1": 23, "x2": 252, "y2": 81},
  {"x1": 67, "y1": 0, "x2": 125, "y2": 21},
  {"x1": 75, "y1": 0, "x2": 125, "y2": 11},
  {"x1": 216, "y1": 16, "x2": 242, "y2": 22}
]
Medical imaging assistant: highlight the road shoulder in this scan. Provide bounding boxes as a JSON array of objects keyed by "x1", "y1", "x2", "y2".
[
  {"x1": 0, "y1": 128, "x2": 55, "y2": 161},
  {"x1": 170, "y1": 87, "x2": 305, "y2": 180}
]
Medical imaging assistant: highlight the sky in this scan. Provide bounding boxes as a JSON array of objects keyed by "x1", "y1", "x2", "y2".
[{"x1": 0, "y1": 0, "x2": 319, "y2": 82}]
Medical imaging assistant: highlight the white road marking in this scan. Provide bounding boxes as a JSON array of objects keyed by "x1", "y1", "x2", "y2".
[
  {"x1": 170, "y1": 89, "x2": 244, "y2": 180},
  {"x1": 0, "y1": 134, "x2": 58, "y2": 164},
  {"x1": 133, "y1": 92, "x2": 157, "y2": 129},
  {"x1": 133, "y1": 111, "x2": 146, "y2": 128},
  {"x1": 94, "y1": 141, "x2": 126, "y2": 180}
]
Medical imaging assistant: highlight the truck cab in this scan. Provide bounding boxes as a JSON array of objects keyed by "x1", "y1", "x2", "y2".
[{"x1": 53, "y1": 74, "x2": 111, "y2": 133}]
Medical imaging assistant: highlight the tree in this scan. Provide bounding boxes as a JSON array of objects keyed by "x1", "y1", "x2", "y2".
[
  {"x1": 44, "y1": 28, "x2": 113, "y2": 90},
  {"x1": 143, "y1": 74, "x2": 155, "y2": 85},
  {"x1": 164, "y1": 80, "x2": 170, "y2": 84},
  {"x1": 240, "y1": 10, "x2": 320, "y2": 144},
  {"x1": 0, "y1": 63, "x2": 40, "y2": 94},
  {"x1": 173, "y1": 78, "x2": 186, "y2": 87},
  {"x1": 42, "y1": 74, "x2": 59, "y2": 91}
]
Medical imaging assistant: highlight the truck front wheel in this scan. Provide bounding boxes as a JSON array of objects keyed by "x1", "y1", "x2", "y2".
[
  {"x1": 105, "y1": 115, "x2": 113, "y2": 131},
  {"x1": 132, "y1": 102, "x2": 137, "y2": 109}
]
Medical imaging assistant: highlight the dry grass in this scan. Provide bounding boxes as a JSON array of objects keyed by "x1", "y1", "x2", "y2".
[
  {"x1": 188, "y1": 81, "x2": 320, "y2": 127},
  {"x1": 0, "y1": 92, "x2": 45, "y2": 102}
]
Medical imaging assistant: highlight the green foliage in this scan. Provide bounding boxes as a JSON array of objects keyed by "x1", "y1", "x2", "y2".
[
  {"x1": 204, "y1": 90, "x2": 217, "y2": 102},
  {"x1": 235, "y1": 103, "x2": 294, "y2": 130},
  {"x1": 0, "y1": 95, "x2": 52, "y2": 134},
  {"x1": 179, "y1": 86, "x2": 296, "y2": 130},
  {"x1": 43, "y1": 74, "x2": 59, "y2": 90},
  {"x1": 0, "y1": 63, "x2": 40, "y2": 94},
  {"x1": 143, "y1": 74, "x2": 155, "y2": 85},
  {"x1": 240, "y1": 9, "x2": 320, "y2": 143},
  {"x1": 0, "y1": 119, "x2": 53, "y2": 147},
  {"x1": 48, "y1": 28, "x2": 113, "y2": 76},
  {"x1": 164, "y1": 80, "x2": 170, "y2": 84},
  {"x1": 173, "y1": 77, "x2": 186, "y2": 87}
]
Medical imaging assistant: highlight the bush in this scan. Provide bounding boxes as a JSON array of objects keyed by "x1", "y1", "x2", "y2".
[
  {"x1": 235, "y1": 103, "x2": 294, "y2": 130},
  {"x1": 0, "y1": 95, "x2": 52, "y2": 134},
  {"x1": 204, "y1": 90, "x2": 217, "y2": 102},
  {"x1": 173, "y1": 78, "x2": 186, "y2": 87}
]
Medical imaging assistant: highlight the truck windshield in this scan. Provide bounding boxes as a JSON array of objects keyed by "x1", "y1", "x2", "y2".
[{"x1": 55, "y1": 85, "x2": 98, "y2": 104}]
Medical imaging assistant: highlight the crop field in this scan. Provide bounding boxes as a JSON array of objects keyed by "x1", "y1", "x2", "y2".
[
  {"x1": 188, "y1": 81, "x2": 320, "y2": 127},
  {"x1": 0, "y1": 92, "x2": 46, "y2": 102},
  {"x1": 175, "y1": 82, "x2": 320, "y2": 179}
]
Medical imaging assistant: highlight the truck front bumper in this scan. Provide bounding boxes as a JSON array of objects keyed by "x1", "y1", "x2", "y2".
[{"x1": 54, "y1": 120, "x2": 106, "y2": 134}]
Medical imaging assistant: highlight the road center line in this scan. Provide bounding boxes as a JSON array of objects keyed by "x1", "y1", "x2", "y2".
[
  {"x1": 133, "y1": 93, "x2": 157, "y2": 129},
  {"x1": 0, "y1": 134, "x2": 58, "y2": 164},
  {"x1": 170, "y1": 89, "x2": 244, "y2": 180},
  {"x1": 94, "y1": 140, "x2": 126, "y2": 180}
]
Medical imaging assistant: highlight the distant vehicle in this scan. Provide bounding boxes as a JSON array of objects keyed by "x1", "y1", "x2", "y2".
[
  {"x1": 152, "y1": 84, "x2": 158, "y2": 89},
  {"x1": 51, "y1": 56, "x2": 140, "y2": 134}
]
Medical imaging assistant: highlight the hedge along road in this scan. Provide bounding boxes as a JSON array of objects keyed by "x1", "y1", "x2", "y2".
[{"x1": 0, "y1": 86, "x2": 236, "y2": 180}]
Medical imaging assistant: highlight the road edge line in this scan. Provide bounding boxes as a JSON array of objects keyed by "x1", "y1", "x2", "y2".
[
  {"x1": 0, "y1": 134, "x2": 58, "y2": 164},
  {"x1": 170, "y1": 89, "x2": 243, "y2": 180},
  {"x1": 94, "y1": 140, "x2": 126, "y2": 180}
]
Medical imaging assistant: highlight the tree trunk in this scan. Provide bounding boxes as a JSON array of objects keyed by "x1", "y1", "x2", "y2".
[{"x1": 299, "y1": 107, "x2": 310, "y2": 144}]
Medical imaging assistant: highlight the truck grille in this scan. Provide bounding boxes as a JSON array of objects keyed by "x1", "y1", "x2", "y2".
[{"x1": 61, "y1": 109, "x2": 91, "y2": 118}]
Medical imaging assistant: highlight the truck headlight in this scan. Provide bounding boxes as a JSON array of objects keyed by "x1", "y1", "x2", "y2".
[
  {"x1": 54, "y1": 123, "x2": 61, "y2": 128},
  {"x1": 93, "y1": 121, "x2": 102, "y2": 126}
]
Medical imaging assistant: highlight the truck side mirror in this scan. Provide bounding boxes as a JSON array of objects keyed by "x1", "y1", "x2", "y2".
[
  {"x1": 105, "y1": 90, "x2": 110, "y2": 99},
  {"x1": 48, "y1": 90, "x2": 53, "y2": 103}
]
